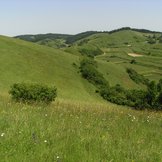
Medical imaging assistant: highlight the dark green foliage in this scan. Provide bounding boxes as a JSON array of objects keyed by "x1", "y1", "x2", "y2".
[
  {"x1": 157, "y1": 79, "x2": 162, "y2": 92},
  {"x1": 109, "y1": 27, "x2": 161, "y2": 35},
  {"x1": 130, "y1": 59, "x2": 136, "y2": 64},
  {"x1": 79, "y1": 47, "x2": 103, "y2": 58},
  {"x1": 15, "y1": 34, "x2": 71, "y2": 42},
  {"x1": 78, "y1": 39, "x2": 90, "y2": 46},
  {"x1": 66, "y1": 31, "x2": 99, "y2": 44},
  {"x1": 100, "y1": 84, "x2": 128, "y2": 106},
  {"x1": 126, "y1": 68, "x2": 149, "y2": 85},
  {"x1": 109, "y1": 27, "x2": 131, "y2": 34},
  {"x1": 126, "y1": 90, "x2": 149, "y2": 109},
  {"x1": 80, "y1": 58, "x2": 109, "y2": 88},
  {"x1": 145, "y1": 80, "x2": 162, "y2": 110},
  {"x1": 158, "y1": 92, "x2": 162, "y2": 104},
  {"x1": 100, "y1": 84, "x2": 146, "y2": 108},
  {"x1": 9, "y1": 83, "x2": 57, "y2": 103},
  {"x1": 159, "y1": 35, "x2": 162, "y2": 43},
  {"x1": 100, "y1": 84, "x2": 153, "y2": 109},
  {"x1": 147, "y1": 37, "x2": 156, "y2": 44},
  {"x1": 146, "y1": 81, "x2": 158, "y2": 106}
]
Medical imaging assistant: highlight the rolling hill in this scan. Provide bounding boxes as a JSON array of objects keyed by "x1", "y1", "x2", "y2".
[
  {"x1": 0, "y1": 35, "x2": 103, "y2": 102},
  {"x1": 2, "y1": 27, "x2": 162, "y2": 102}
]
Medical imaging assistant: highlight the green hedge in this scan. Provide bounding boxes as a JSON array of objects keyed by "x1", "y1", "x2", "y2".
[
  {"x1": 79, "y1": 47, "x2": 103, "y2": 58},
  {"x1": 9, "y1": 83, "x2": 57, "y2": 103},
  {"x1": 126, "y1": 68, "x2": 149, "y2": 85},
  {"x1": 80, "y1": 58, "x2": 109, "y2": 88}
]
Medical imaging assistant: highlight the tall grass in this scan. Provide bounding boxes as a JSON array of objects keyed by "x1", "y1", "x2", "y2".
[{"x1": 0, "y1": 98, "x2": 162, "y2": 162}]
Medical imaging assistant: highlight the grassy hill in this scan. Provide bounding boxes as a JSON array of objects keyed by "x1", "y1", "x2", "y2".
[
  {"x1": 14, "y1": 28, "x2": 162, "y2": 90},
  {"x1": 0, "y1": 35, "x2": 103, "y2": 102}
]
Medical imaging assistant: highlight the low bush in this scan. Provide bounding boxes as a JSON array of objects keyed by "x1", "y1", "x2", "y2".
[
  {"x1": 80, "y1": 58, "x2": 109, "y2": 88},
  {"x1": 100, "y1": 84, "x2": 150, "y2": 109},
  {"x1": 126, "y1": 68, "x2": 149, "y2": 85},
  {"x1": 9, "y1": 83, "x2": 57, "y2": 103},
  {"x1": 79, "y1": 47, "x2": 103, "y2": 58}
]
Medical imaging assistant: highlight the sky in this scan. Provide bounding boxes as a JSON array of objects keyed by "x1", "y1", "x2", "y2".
[{"x1": 0, "y1": 0, "x2": 162, "y2": 36}]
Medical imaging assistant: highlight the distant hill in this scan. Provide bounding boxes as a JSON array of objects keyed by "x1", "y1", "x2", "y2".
[
  {"x1": 15, "y1": 33, "x2": 71, "y2": 42},
  {"x1": 15, "y1": 27, "x2": 161, "y2": 45}
]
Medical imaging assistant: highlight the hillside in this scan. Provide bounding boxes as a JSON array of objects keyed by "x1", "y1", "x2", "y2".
[
  {"x1": 1, "y1": 98, "x2": 162, "y2": 161},
  {"x1": 14, "y1": 28, "x2": 162, "y2": 93},
  {"x1": 0, "y1": 35, "x2": 102, "y2": 102},
  {"x1": 3, "y1": 28, "x2": 162, "y2": 102},
  {"x1": 16, "y1": 29, "x2": 162, "y2": 84},
  {"x1": 70, "y1": 29, "x2": 162, "y2": 83}
]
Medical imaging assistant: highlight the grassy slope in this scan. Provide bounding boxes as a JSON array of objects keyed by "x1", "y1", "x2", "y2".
[
  {"x1": 0, "y1": 99, "x2": 162, "y2": 162},
  {"x1": 0, "y1": 35, "x2": 102, "y2": 102},
  {"x1": 15, "y1": 30, "x2": 162, "y2": 88},
  {"x1": 97, "y1": 60, "x2": 141, "y2": 89}
]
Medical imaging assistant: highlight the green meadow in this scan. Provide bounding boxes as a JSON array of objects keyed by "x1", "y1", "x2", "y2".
[{"x1": 1, "y1": 98, "x2": 162, "y2": 162}]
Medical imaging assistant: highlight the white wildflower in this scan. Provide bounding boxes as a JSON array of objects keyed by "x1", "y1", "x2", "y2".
[
  {"x1": 1, "y1": 133, "x2": 5, "y2": 137},
  {"x1": 44, "y1": 140, "x2": 47, "y2": 143},
  {"x1": 57, "y1": 156, "x2": 59, "y2": 159}
]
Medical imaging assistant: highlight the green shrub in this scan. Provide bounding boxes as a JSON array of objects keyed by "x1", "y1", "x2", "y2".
[
  {"x1": 130, "y1": 59, "x2": 136, "y2": 64},
  {"x1": 126, "y1": 68, "x2": 149, "y2": 85},
  {"x1": 100, "y1": 84, "x2": 150, "y2": 109},
  {"x1": 80, "y1": 58, "x2": 109, "y2": 88},
  {"x1": 79, "y1": 47, "x2": 103, "y2": 58},
  {"x1": 9, "y1": 83, "x2": 57, "y2": 103}
]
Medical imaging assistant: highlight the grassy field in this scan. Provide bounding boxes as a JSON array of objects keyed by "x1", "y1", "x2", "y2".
[{"x1": 0, "y1": 98, "x2": 162, "y2": 162}]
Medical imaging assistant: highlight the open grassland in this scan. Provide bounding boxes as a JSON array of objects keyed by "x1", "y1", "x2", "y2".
[{"x1": 0, "y1": 98, "x2": 162, "y2": 162}]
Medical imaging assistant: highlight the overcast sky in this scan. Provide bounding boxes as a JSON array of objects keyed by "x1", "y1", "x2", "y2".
[{"x1": 0, "y1": 0, "x2": 162, "y2": 36}]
